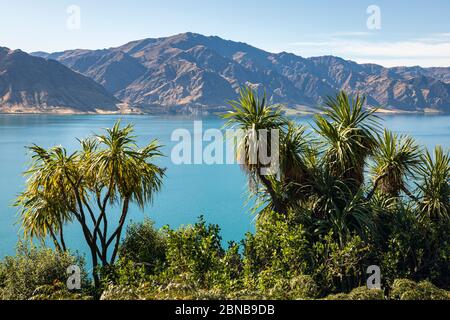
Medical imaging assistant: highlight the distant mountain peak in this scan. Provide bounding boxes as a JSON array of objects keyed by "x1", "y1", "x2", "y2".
[{"x1": 26, "y1": 33, "x2": 450, "y2": 114}]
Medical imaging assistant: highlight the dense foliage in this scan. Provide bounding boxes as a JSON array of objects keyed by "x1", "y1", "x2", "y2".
[
  {"x1": 0, "y1": 242, "x2": 89, "y2": 300},
  {"x1": 3, "y1": 88, "x2": 449, "y2": 300}
]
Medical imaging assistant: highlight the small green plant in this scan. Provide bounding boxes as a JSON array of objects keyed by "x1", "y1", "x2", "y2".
[{"x1": 0, "y1": 241, "x2": 87, "y2": 300}]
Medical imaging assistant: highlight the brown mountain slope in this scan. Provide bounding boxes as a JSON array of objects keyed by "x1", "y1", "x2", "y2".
[
  {"x1": 33, "y1": 33, "x2": 450, "y2": 113},
  {"x1": 0, "y1": 47, "x2": 120, "y2": 113}
]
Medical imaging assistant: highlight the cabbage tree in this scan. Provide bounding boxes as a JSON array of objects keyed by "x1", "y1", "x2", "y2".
[{"x1": 16, "y1": 121, "x2": 165, "y2": 287}]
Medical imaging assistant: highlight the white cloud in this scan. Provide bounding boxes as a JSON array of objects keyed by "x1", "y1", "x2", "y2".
[
  {"x1": 287, "y1": 33, "x2": 450, "y2": 67},
  {"x1": 316, "y1": 31, "x2": 373, "y2": 37}
]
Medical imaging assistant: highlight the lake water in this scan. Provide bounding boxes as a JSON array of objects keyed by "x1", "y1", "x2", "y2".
[{"x1": 0, "y1": 114, "x2": 449, "y2": 259}]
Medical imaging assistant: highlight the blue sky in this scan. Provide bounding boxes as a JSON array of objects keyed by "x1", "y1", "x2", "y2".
[{"x1": 1, "y1": 0, "x2": 450, "y2": 67}]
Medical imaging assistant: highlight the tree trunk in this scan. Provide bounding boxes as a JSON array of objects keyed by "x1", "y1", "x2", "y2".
[
  {"x1": 258, "y1": 174, "x2": 286, "y2": 214},
  {"x1": 48, "y1": 227, "x2": 62, "y2": 252},
  {"x1": 59, "y1": 226, "x2": 67, "y2": 252},
  {"x1": 109, "y1": 198, "x2": 130, "y2": 264}
]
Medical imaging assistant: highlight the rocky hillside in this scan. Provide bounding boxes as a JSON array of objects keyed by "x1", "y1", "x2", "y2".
[
  {"x1": 31, "y1": 33, "x2": 450, "y2": 113},
  {"x1": 0, "y1": 47, "x2": 120, "y2": 113}
]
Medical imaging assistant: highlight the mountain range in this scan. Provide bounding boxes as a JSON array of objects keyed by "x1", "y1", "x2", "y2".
[{"x1": 2, "y1": 33, "x2": 450, "y2": 114}]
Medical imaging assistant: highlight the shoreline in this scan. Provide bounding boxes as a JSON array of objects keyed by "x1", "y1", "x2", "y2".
[{"x1": 0, "y1": 107, "x2": 448, "y2": 116}]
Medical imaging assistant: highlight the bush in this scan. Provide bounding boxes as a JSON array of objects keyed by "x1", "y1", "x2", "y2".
[
  {"x1": 347, "y1": 287, "x2": 384, "y2": 300},
  {"x1": 119, "y1": 219, "x2": 167, "y2": 274},
  {"x1": 290, "y1": 275, "x2": 319, "y2": 299},
  {"x1": 325, "y1": 287, "x2": 384, "y2": 300},
  {"x1": 0, "y1": 242, "x2": 87, "y2": 300},
  {"x1": 29, "y1": 281, "x2": 92, "y2": 300},
  {"x1": 101, "y1": 258, "x2": 149, "y2": 287},
  {"x1": 242, "y1": 211, "x2": 310, "y2": 278},
  {"x1": 264, "y1": 275, "x2": 319, "y2": 300},
  {"x1": 241, "y1": 211, "x2": 373, "y2": 297},
  {"x1": 103, "y1": 217, "x2": 246, "y2": 300},
  {"x1": 162, "y1": 216, "x2": 224, "y2": 288},
  {"x1": 375, "y1": 204, "x2": 450, "y2": 289},
  {"x1": 312, "y1": 233, "x2": 371, "y2": 294},
  {"x1": 390, "y1": 279, "x2": 450, "y2": 300}
]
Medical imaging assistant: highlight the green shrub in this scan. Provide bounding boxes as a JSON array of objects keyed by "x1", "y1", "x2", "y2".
[
  {"x1": 325, "y1": 287, "x2": 384, "y2": 300},
  {"x1": 324, "y1": 293, "x2": 351, "y2": 300},
  {"x1": 290, "y1": 275, "x2": 319, "y2": 299},
  {"x1": 162, "y1": 216, "x2": 224, "y2": 288},
  {"x1": 208, "y1": 242, "x2": 244, "y2": 293},
  {"x1": 248, "y1": 271, "x2": 318, "y2": 300},
  {"x1": 101, "y1": 258, "x2": 149, "y2": 287},
  {"x1": 347, "y1": 287, "x2": 384, "y2": 300},
  {"x1": 242, "y1": 211, "x2": 310, "y2": 278},
  {"x1": 375, "y1": 204, "x2": 450, "y2": 289},
  {"x1": 390, "y1": 279, "x2": 450, "y2": 300},
  {"x1": 30, "y1": 281, "x2": 92, "y2": 300},
  {"x1": 312, "y1": 233, "x2": 371, "y2": 294},
  {"x1": 0, "y1": 242, "x2": 87, "y2": 300},
  {"x1": 119, "y1": 219, "x2": 167, "y2": 274}
]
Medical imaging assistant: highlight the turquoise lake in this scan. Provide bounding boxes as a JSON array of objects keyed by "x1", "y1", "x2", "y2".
[{"x1": 0, "y1": 114, "x2": 449, "y2": 259}]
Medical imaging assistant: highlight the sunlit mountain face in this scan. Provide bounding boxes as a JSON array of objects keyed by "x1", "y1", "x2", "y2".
[{"x1": 32, "y1": 33, "x2": 450, "y2": 114}]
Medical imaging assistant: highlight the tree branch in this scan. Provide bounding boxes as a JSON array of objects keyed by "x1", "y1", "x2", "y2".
[
  {"x1": 367, "y1": 173, "x2": 387, "y2": 201},
  {"x1": 258, "y1": 174, "x2": 286, "y2": 214},
  {"x1": 402, "y1": 186, "x2": 419, "y2": 202},
  {"x1": 107, "y1": 197, "x2": 130, "y2": 264}
]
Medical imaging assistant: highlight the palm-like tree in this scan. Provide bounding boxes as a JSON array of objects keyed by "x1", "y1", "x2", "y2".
[
  {"x1": 314, "y1": 91, "x2": 381, "y2": 189},
  {"x1": 369, "y1": 130, "x2": 421, "y2": 199},
  {"x1": 16, "y1": 145, "x2": 78, "y2": 251},
  {"x1": 416, "y1": 146, "x2": 450, "y2": 222},
  {"x1": 16, "y1": 190, "x2": 70, "y2": 252},
  {"x1": 16, "y1": 121, "x2": 165, "y2": 288},
  {"x1": 223, "y1": 87, "x2": 288, "y2": 213},
  {"x1": 279, "y1": 122, "x2": 314, "y2": 200},
  {"x1": 91, "y1": 121, "x2": 165, "y2": 264},
  {"x1": 301, "y1": 165, "x2": 374, "y2": 245}
]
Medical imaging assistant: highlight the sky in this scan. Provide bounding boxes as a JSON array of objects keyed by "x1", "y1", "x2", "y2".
[{"x1": 1, "y1": 0, "x2": 450, "y2": 67}]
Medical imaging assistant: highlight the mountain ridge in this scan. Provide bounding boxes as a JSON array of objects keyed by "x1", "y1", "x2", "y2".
[
  {"x1": 0, "y1": 47, "x2": 121, "y2": 114},
  {"x1": 15, "y1": 32, "x2": 450, "y2": 113}
]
